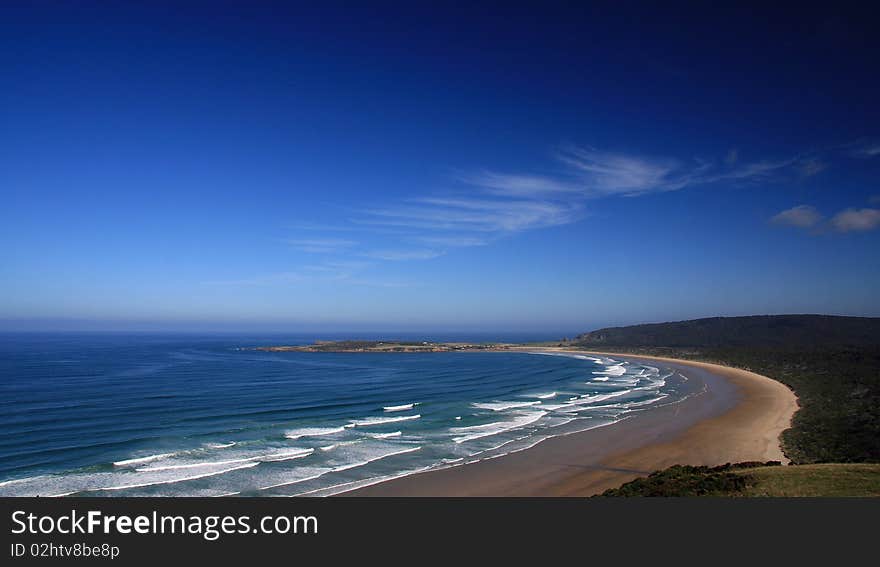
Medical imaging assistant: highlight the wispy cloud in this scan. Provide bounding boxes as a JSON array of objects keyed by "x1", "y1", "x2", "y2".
[
  {"x1": 830, "y1": 208, "x2": 880, "y2": 232},
  {"x1": 286, "y1": 238, "x2": 358, "y2": 253},
  {"x1": 456, "y1": 170, "x2": 581, "y2": 197},
  {"x1": 852, "y1": 141, "x2": 880, "y2": 158},
  {"x1": 363, "y1": 249, "x2": 445, "y2": 261},
  {"x1": 204, "y1": 272, "x2": 306, "y2": 286},
  {"x1": 555, "y1": 146, "x2": 686, "y2": 196},
  {"x1": 221, "y1": 141, "x2": 873, "y2": 287},
  {"x1": 457, "y1": 146, "x2": 802, "y2": 201},
  {"x1": 416, "y1": 235, "x2": 490, "y2": 248},
  {"x1": 771, "y1": 205, "x2": 824, "y2": 228},
  {"x1": 360, "y1": 198, "x2": 580, "y2": 233}
]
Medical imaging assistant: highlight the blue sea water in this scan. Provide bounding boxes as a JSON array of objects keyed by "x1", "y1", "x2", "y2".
[{"x1": 0, "y1": 333, "x2": 684, "y2": 496}]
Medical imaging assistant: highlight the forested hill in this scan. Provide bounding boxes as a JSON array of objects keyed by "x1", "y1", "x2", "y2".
[{"x1": 573, "y1": 315, "x2": 880, "y2": 349}]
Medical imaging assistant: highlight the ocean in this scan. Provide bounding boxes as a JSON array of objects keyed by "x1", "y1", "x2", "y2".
[{"x1": 0, "y1": 333, "x2": 687, "y2": 496}]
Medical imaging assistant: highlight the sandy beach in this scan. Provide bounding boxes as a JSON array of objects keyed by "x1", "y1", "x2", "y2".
[{"x1": 343, "y1": 350, "x2": 799, "y2": 496}]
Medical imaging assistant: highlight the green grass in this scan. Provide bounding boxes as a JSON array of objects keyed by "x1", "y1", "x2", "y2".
[
  {"x1": 739, "y1": 464, "x2": 880, "y2": 497},
  {"x1": 599, "y1": 463, "x2": 880, "y2": 497}
]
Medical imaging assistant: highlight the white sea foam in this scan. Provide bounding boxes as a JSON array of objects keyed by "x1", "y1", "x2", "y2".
[
  {"x1": 345, "y1": 414, "x2": 421, "y2": 427},
  {"x1": 99, "y1": 462, "x2": 260, "y2": 492},
  {"x1": 451, "y1": 411, "x2": 547, "y2": 443},
  {"x1": 260, "y1": 448, "x2": 316, "y2": 462},
  {"x1": 591, "y1": 376, "x2": 610, "y2": 382},
  {"x1": 534, "y1": 392, "x2": 557, "y2": 399},
  {"x1": 292, "y1": 462, "x2": 434, "y2": 497},
  {"x1": 592, "y1": 364, "x2": 626, "y2": 376},
  {"x1": 536, "y1": 403, "x2": 568, "y2": 411},
  {"x1": 0, "y1": 476, "x2": 46, "y2": 488},
  {"x1": 258, "y1": 469, "x2": 332, "y2": 491},
  {"x1": 113, "y1": 453, "x2": 177, "y2": 467},
  {"x1": 472, "y1": 400, "x2": 541, "y2": 411},
  {"x1": 368, "y1": 431, "x2": 402, "y2": 439},
  {"x1": 284, "y1": 426, "x2": 346, "y2": 439},
  {"x1": 0, "y1": 462, "x2": 263, "y2": 497},
  {"x1": 204, "y1": 442, "x2": 236, "y2": 449},
  {"x1": 330, "y1": 446, "x2": 422, "y2": 473},
  {"x1": 561, "y1": 389, "x2": 634, "y2": 409},
  {"x1": 383, "y1": 403, "x2": 417, "y2": 412},
  {"x1": 136, "y1": 448, "x2": 314, "y2": 472}
]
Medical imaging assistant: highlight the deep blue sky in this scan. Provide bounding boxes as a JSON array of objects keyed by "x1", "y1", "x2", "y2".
[{"x1": 2, "y1": 2, "x2": 879, "y2": 333}]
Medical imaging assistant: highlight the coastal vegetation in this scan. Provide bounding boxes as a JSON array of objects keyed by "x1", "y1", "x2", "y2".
[
  {"x1": 600, "y1": 462, "x2": 880, "y2": 497},
  {"x1": 573, "y1": 314, "x2": 880, "y2": 496},
  {"x1": 570, "y1": 315, "x2": 880, "y2": 464}
]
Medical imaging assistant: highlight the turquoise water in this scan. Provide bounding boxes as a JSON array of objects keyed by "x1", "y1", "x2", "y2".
[{"x1": 0, "y1": 334, "x2": 683, "y2": 496}]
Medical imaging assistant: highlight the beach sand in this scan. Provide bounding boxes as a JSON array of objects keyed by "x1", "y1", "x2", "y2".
[{"x1": 342, "y1": 350, "x2": 799, "y2": 496}]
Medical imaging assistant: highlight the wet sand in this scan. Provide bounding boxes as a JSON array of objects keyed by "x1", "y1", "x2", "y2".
[{"x1": 343, "y1": 351, "x2": 798, "y2": 496}]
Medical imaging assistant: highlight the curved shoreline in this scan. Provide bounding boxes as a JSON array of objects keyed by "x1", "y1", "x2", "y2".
[{"x1": 341, "y1": 350, "x2": 799, "y2": 496}]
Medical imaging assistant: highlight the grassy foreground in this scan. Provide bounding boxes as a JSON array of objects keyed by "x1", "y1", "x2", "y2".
[{"x1": 600, "y1": 462, "x2": 880, "y2": 497}]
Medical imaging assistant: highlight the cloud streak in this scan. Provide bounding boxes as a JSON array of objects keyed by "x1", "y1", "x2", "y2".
[
  {"x1": 771, "y1": 204, "x2": 880, "y2": 233},
  {"x1": 286, "y1": 238, "x2": 358, "y2": 253},
  {"x1": 831, "y1": 208, "x2": 880, "y2": 232},
  {"x1": 771, "y1": 205, "x2": 824, "y2": 228}
]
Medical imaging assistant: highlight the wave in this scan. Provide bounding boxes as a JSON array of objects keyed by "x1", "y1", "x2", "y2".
[
  {"x1": 345, "y1": 414, "x2": 420, "y2": 428},
  {"x1": 204, "y1": 442, "x2": 236, "y2": 449},
  {"x1": 451, "y1": 411, "x2": 547, "y2": 443},
  {"x1": 260, "y1": 448, "x2": 316, "y2": 462},
  {"x1": 136, "y1": 448, "x2": 314, "y2": 472},
  {"x1": 292, "y1": 462, "x2": 434, "y2": 497},
  {"x1": 592, "y1": 364, "x2": 627, "y2": 376},
  {"x1": 562, "y1": 389, "x2": 634, "y2": 408},
  {"x1": 533, "y1": 392, "x2": 557, "y2": 399},
  {"x1": 368, "y1": 431, "x2": 402, "y2": 439},
  {"x1": 113, "y1": 452, "x2": 177, "y2": 467},
  {"x1": 284, "y1": 426, "x2": 346, "y2": 439},
  {"x1": 0, "y1": 461, "x2": 263, "y2": 497},
  {"x1": 472, "y1": 401, "x2": 541, "y2": 412},
  {"x1": 329, "y1": 445, "x2": 422, "y2": 473},
  {"x1": 99, "y1": 462, "x2": 260, "y2": 493},
  {"x1": 383, "y1": 403, "x2": 417, "y2": 412}
]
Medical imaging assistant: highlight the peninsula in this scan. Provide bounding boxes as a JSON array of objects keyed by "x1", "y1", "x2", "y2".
[{"x1": 256, "y1": 340, "x2": 517, "y2": 353}]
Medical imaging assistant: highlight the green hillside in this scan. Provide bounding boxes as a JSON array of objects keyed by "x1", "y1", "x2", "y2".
[
  {"x1": 567, "y1": 315, "x2": 880, "y2": 464},
  {"x1": 573, "y1": 315, "x2": 880, "y2": 349}
]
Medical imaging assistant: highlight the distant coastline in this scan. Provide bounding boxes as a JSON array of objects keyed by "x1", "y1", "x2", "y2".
[{"x1": 255, "y1": 340, "x2": 520, "y2": 353}]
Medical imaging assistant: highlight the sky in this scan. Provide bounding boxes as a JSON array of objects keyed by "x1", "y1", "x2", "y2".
[{"x1": 1, "y1": 2, "x2": 879, "y2": 334}]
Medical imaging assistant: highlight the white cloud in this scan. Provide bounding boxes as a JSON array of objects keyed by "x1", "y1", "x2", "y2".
[
  {"x1": 361, "y1": 198, "x2": 580, "y2": 233},
  {"x1": 286, "y1": 238, "x2": 357, "y2": 253},
  {"x1": 555, "y1": 146, "x2": 682, "y2": 196},
  {"x1": 852, "y1": 142, "x2": 880, "y2": 158},
  {"x1": 830, "y1": 208, "x2": 880, "y2": 232},
  {"x1": 771, "y1": 205, "x2": 823, "y2": 228},
  {"x1": 457, "y1": 170, "x2": 580, "y2": 197},
  {"x1": 363, "y1": 249, "x2": 445, "y2": 261},
  {"x1": 417, "y1": 235, "x2": 490, "y2": 247}
]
